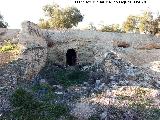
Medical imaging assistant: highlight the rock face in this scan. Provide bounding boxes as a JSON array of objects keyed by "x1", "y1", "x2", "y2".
[
  {"x1": 42, "y1": 29, "x2": 160, "y2": 79},
  {"x1": 70, "y1": 102, "x2": 96, "y2": 120},
  {"x1": 0, "y1": 21, "x2": 47, "y2": 112},
  {"x1": 17, "y1": 21, "x2": 47, "y2": 80},
  {"x1": 42, "y1": 30, "x2": 160, "y2": 62},
  {"x1": 1, "y1": 21, "x2": 160, "y2": 115},
  {"x1": 100, "y1": 52, "x2": 155, "y2": 87}
]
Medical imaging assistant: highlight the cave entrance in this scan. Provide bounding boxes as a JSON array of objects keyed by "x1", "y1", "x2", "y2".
[{"x1": 66, "y1": 49, "x2": 77, "y2": 66}]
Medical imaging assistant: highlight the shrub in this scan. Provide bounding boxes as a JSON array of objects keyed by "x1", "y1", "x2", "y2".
[{"x1": 0, "y1": 41, "x2": 17, "y2": 52}]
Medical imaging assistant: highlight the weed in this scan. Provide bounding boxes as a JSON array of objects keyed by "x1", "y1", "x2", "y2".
[
  {"x1": 9, "y1": 88, "x2": 70, "y2": 120},
  {"x1": 10, "y1": 88, "x2": 43, "y2": 120},
  {"x1": 0, "y1": 41, "x2": 18, "y2": 52},
  {"x1": 54, "y1": 68, "x2": 89, "y2": 87},
  {"x1": 32, "y1": 83, "x2": 56, "y2": 101}
]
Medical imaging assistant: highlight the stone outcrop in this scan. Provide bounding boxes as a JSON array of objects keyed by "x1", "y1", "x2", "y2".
[
  {"x1": 0, "y1": 21, "x2": 47, "y2": 112},
  {"x1": 42, "y1": 29, "x2": 160, "y2": 79},
  {"x1": 17, "y1": 21, "x2": 47, "y2": 80},
  {"x1": 1, "y1": 21, "x2": 160, "y2": 114}
]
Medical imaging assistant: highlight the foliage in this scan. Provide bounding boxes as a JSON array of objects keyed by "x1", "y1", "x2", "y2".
[
  {"x1": 100, "y1": 10, "x2": 160, "y2": 34},
  {"x1": 153, "y1": 16, "x2": 160, "y2": 34},
  {"x1": 84, "y1": 23, "x2": 97, "y2": 30},
  {"x1": 38, "y1": 3, "x2": 83, "y2": 29},
  {"x1": 9, "y1": 88, "x2": 70, "y2": 120},
  {"x1": 38, "y1": 19, "x2": 50, "y2": 29},
  {"x1": 122, "y1": 15, "x2": 139, "y2": 33},
  {"x1": 0, "y1": 13, "x2": 8, "y2": 28},
  {"x1": 123, "y1": 11, "x2": 160, "y2": 34},
  {"x1": 10, "y1": 88, "x2": 43, "y2": 120},
  {"x1": 54, "y1": 68, "x2": 89, "y2": 87},
  {"x1": 138, "y1": 11, "x2": 154, "y2": 34},
  {"x1": 32, "y1": 83, "x2": 53, "y2": 92},
  {"x1": 101, "y1": 24, "x2": 123, "y2": 33},
  {"x1": 32, "y1": 83, "x2": 56, "y2": 101},
  {"x1": 0, "y1": 41, "x2": 18, "y2": 52}
]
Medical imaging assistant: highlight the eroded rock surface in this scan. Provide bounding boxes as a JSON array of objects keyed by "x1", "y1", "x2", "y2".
[{"x1": 0, "y1": 21, "x2": 47, "y2": 113}]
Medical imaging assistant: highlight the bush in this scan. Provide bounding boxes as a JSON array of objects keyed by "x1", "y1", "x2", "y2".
[{"x1": 0, "y1": 41, "x2": 18, "y2": 52}]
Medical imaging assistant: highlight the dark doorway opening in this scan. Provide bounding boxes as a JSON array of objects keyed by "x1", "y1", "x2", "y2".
[{"x1": 66, "y1": 49, "x2": 77, "y2": 66}]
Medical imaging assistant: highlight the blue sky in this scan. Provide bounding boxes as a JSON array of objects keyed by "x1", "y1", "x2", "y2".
[{"x1": 0, "y1": 0, "x2": 160, "y2": 29}]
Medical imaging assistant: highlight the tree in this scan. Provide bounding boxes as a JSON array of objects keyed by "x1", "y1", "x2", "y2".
[
  {"x1": 153, "y1": 15, "x2": 160, "y2": 34},
  {"x1": 84, "y1": 23, "x2": 97, "y2": 30},
  {"x1": 39, "y1": 3, "x2": 83, "y2": 29},
  {"x1": 38, "y1": 19, "x2": 50, "y2": 29},
  {"x1": 0, "y1": 14, "x2": 8, "y2": 28},
  {"x1": 122, "y1": 11, "x2": 160, "y2": 34},
  {"x1": 101, "y1": 24, "x2": 123, "y2": 32},
  {"x1": 139, "y1": 11, "x2": 153, "y2": 34},
  {"x1": 122, "y1": 15, "x2": 139, "y2": 33}
]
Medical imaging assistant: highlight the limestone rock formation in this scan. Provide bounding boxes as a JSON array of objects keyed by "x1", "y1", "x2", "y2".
[{"x1": 0, "y1": 21, "x2": 47, "y2": 113}]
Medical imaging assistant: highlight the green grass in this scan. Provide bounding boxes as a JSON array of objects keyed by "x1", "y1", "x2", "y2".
[
  {"x1": 32, "y1": 83, "x2": 56, "y2": 101},
  {"x1": 32, "y1": 83, "x2": 53, "y2": 92},
  {"x1": 9, "y1": 88, "x2": 71, "y2": 120},
  {"x1": 10, "y1": 88, "x2": 44, "y2": 120},
  {"x1": 54, "y1": 68, "x2": 89, "y2": 87}
]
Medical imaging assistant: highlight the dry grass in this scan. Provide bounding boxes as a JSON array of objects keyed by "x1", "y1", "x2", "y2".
[
  {"x1": 0, "y1": 49, "x2": 20, "y2": 65},
  {"x1": 0, "y1": 41, "x2": 21, "y2": 65},
  {"x1": 136, "y1": 42, "x2": 160, "y2": 50}
]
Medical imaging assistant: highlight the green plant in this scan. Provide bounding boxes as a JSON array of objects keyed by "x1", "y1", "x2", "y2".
[
  {"x1": 50, "y1": 104, "x2": 68, "y2": 118},
  {"x1": 10, "y1": 88, "x2": 43, "y2": 120},
  {"x1": 54, "y1": 69, "x2": 89, "y2": 87},
  {"x1": 32, "y1": 83, "x2": 56, "y2": 101},
  {"x1": 39, "y1": 3, "x2": 83, "y2": 29},
  {"x1": 10, "y1": 88, "x2": 70, "y2": 120},
  {"x1": 146, "y1": 108, "x2": 160, "y2": 120},
  {"x1": 0, "y1": 41, "x2": 18, "y2": 52},
  {"x1": 10, "y1": 88, "x2": 35, "y2": 108},
  {"x1": 38, "y1": 103, "x2": 69, "y2": 119},
  {"x1": 32, "y1": 83, "x2": 54, "y2": 92}
]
